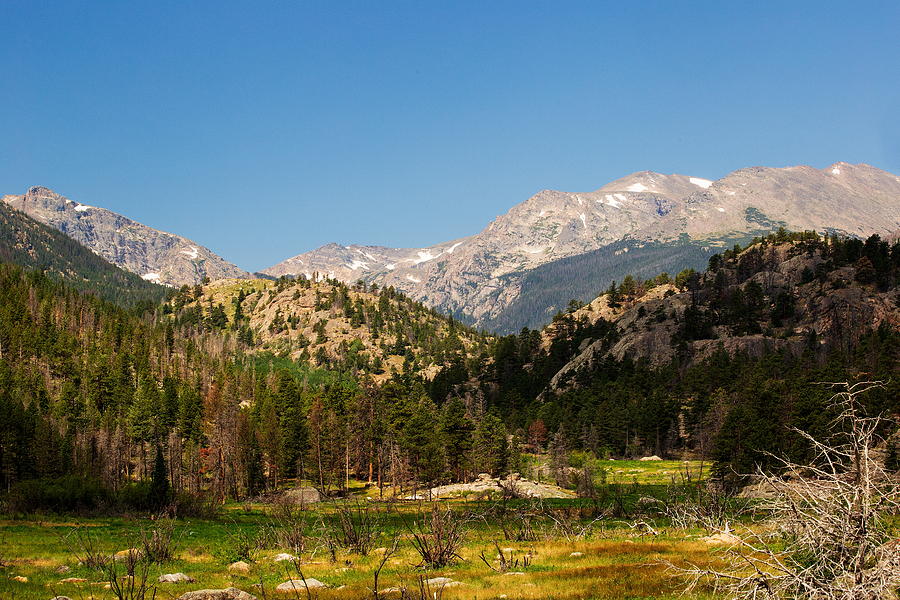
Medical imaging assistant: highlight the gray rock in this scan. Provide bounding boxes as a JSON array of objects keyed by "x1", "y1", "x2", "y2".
[
  {"x1": 176, "y1": 589, "x2": 257, "y2": 600},
  {"x1": 272, "y1": 553, "x2": 297, "y2": 562},
  {"x1": 159, "y1": 573, "x2": 196, "y2": 583},
  {"x1": 281, "y1": 486, "x2": 321, "y2": 505},
  {"x1": 227, "y1": 561, "x2": 251, "y2": 575},
  {"x1": 275, "y1": 579, "x2": 328, "y2": 592},
  {"x1": 425, "y1": 577, "x2": 460, "y2": 588}
]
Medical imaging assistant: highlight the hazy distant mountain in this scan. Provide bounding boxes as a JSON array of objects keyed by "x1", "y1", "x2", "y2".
[
  {"x1": 266, "y1": 162, "x2": 900, "y2": 332},
  {"x1": 2, "y1": 187, "x2": 250, "y2": 286}
]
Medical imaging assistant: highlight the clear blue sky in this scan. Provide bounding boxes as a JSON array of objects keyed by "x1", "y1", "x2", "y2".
[{"x1": 2, "y1": 1, "x2": 899, "y2": 270}]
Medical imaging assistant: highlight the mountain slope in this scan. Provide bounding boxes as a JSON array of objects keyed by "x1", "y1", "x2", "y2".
[
  {"x1": 0, "y1": 200, "x2": 167, "y2": 308},
  {"x1": 266, "y1": 162, "x2": 900, "y2": 333},
  {"x1": 167, "y1": 275, "x2": 491, "y2": 382},
  {"x1": 540, "y1": 232, "x2": 900, "y2": 395},
  {"x1": 2, "y1": 186, "x2": 249, "y2": 286}
]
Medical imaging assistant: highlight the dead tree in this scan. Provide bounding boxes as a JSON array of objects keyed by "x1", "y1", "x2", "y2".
[{"x1": 673, "y1": 381, "x2": 900, "y2": 600}]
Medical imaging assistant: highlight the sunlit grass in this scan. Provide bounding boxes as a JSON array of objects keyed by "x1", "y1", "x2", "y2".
[{"x1": 0, "y1": 507, "x2": 728, "y2": 600}]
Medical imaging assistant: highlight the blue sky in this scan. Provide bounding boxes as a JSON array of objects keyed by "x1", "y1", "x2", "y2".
[{"x1": 2, "y1": 1, "x2": 899, "y2": 270}]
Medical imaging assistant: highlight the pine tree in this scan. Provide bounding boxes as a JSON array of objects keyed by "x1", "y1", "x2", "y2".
[{"x1": 150, "y1": 444, "x2": 170, "y2": 510}]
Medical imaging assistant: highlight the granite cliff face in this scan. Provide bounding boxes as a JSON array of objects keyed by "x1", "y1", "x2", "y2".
[
  {"x1": 266, "y1": 163, "x2": 900, "y2": 331},
  {"x1": 2, "y1": 187, "x2": 249, "y2": 286}
]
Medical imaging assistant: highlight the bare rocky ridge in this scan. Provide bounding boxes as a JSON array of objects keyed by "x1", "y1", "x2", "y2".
[
  {"x1": 2, "y1": 187, "x2": 249, "y2": 286},
  {"x1": 265, "y1": 163, "x2": 900, "y2": 331}
]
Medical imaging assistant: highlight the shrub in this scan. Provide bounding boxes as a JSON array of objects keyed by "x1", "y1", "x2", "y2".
[
  {"x1": 117, "y1": 482, "x2": 155, "y2": 512},
  {"x1": 7, "y1": 476, "x2": 111, "y2": 514}
]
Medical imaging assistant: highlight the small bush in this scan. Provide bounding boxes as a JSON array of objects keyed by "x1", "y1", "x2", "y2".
[
  {"x1": 118, "y1": 482, "x2": 155, "y2": 512},
  {"x1": 171, "y1": 491, "x2": 219, "y2": 519},
  {"x1": 7, "y1": 476, "x2": 111, "y2": 514}
]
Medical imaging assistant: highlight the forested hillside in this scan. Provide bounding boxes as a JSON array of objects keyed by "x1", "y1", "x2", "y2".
[
  {"x1": 165, "y1": 275, "x2": 491, "y2": 382},
  {"x1": 0, "y1": 201, "x2": 168, "y2": 309},
  {"x1": 1, "y1": 230, "x2": 898, "y2": 511},
  {"x1": 428, "y1": 231, "x2": 900, "y2": 479},
  {"x1": 0, "y1": 262, "x2": 510, "y2": 509},
  {"x1": 481, "y1": 237, "x2": 729, "y2": 332}
]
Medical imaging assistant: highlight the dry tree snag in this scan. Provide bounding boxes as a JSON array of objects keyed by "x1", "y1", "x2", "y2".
[
  {"x1": 408, "y1": 505, "x2": 468, "y2": 568},
  {"x1": 673, "y1": 381, "x2": 900, "y2": 600}
]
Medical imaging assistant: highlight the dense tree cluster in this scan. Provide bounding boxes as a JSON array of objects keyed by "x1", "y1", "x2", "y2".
[
  {"x1": 429, "y1": 231, "x2": 900, "y2": 478},
  {"x1": 0, "y1": 264, "x2": 511, "y2": 508},
  {"x1": 0, "y1": 229, "x2": 898, "y2": 510}
]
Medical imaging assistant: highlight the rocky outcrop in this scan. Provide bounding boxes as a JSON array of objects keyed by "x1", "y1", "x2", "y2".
[
  {"x1": 266, "y1": 162, "x2": 900, "y2": 332},
  {"x1": 542, "y1": 240, "x2": 900, "y2": 395},
  {"x1": 2, "y1": 187, "x2": 248, "y2": 286},
  {"x1": 408, "y1": 473, "x2": 575, "y2": 500}
]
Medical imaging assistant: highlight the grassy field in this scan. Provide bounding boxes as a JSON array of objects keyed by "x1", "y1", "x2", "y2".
[
  {"x1": 600, "y1": 459, "x2": 708, "y2": 485},
  {"x1": 0, "y1": 487, "x2": 729, "y2": 600}
]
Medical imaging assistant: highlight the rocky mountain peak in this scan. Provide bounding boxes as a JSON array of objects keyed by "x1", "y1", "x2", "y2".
[
  {"x1": 3, "y1": 187, "x2": 249, "y2": 286},
  {"x1": 266, "y1": 161, "x2": 900, "y2": 333}
]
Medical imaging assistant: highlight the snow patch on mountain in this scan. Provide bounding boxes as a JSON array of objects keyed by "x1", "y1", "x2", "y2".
[
  {"x1": 689, "y1": 177, "x2": 713, "y2": 189},
  {"x1": 412, "y1": 250, "x2": 440, "y2": 265},
  {"x1": 346, "y1": 260, "x2": 369, "y2": 271}
]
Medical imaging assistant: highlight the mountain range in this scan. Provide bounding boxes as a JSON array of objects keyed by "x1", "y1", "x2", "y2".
[
  {"x1": 5, "y1": 161, "x2": 900, "y2": 332},
  {"x1": 1, "y1": 186, "x2": 249, "y2": 286}
]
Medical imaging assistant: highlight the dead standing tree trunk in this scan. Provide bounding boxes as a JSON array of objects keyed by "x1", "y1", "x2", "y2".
[{"x1": 672, "y1": 381, "x2": 900, "y2": 600}]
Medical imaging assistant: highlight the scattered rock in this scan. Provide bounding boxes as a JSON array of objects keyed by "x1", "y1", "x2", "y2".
[
  {"x1": 114, "y1": 548, "x2": 143, "y2": 561},
  {"x1": 159, "y1": 573, "x2": 196, "y2": 583},
  {"x1": 176, "y1": 589, "x2": 258, "y2": 600},
  {"x1": 59, "y1": 578, "x2": 88, "y2": 584},
  {"x1": 273, "y1": 553, "x2": 297, "y2": 563},
  {"x1": 275, "y1": 579, "x2": 328, "y2": 592},
  {"x1": 228, "y1": 561, "x2": 251, "y2": 575},
  {"x1": 425, "y1": 577, "x2": 461, "y2": 588},
  {"x1": 639, "y1": 455, "x2": 663, "y2": 461},
  {"x1": 408, "y1": 474, "x2": 575, "y2": 500},
  {"x1": 12, "y1": 576, "x2": 28, "y2": 583},
  {"x1": 700, "y1": 532, "x2": 741, "y2": 545},
  {"x1": 569, "y1": 551, "x2": 584, "y2": 557},
  {"x1": 55, "y1": 565, "x2": 72, "y2": 574},
  {"x1": 281, "y1": 486, "x2": 322, "y2": 505}
]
